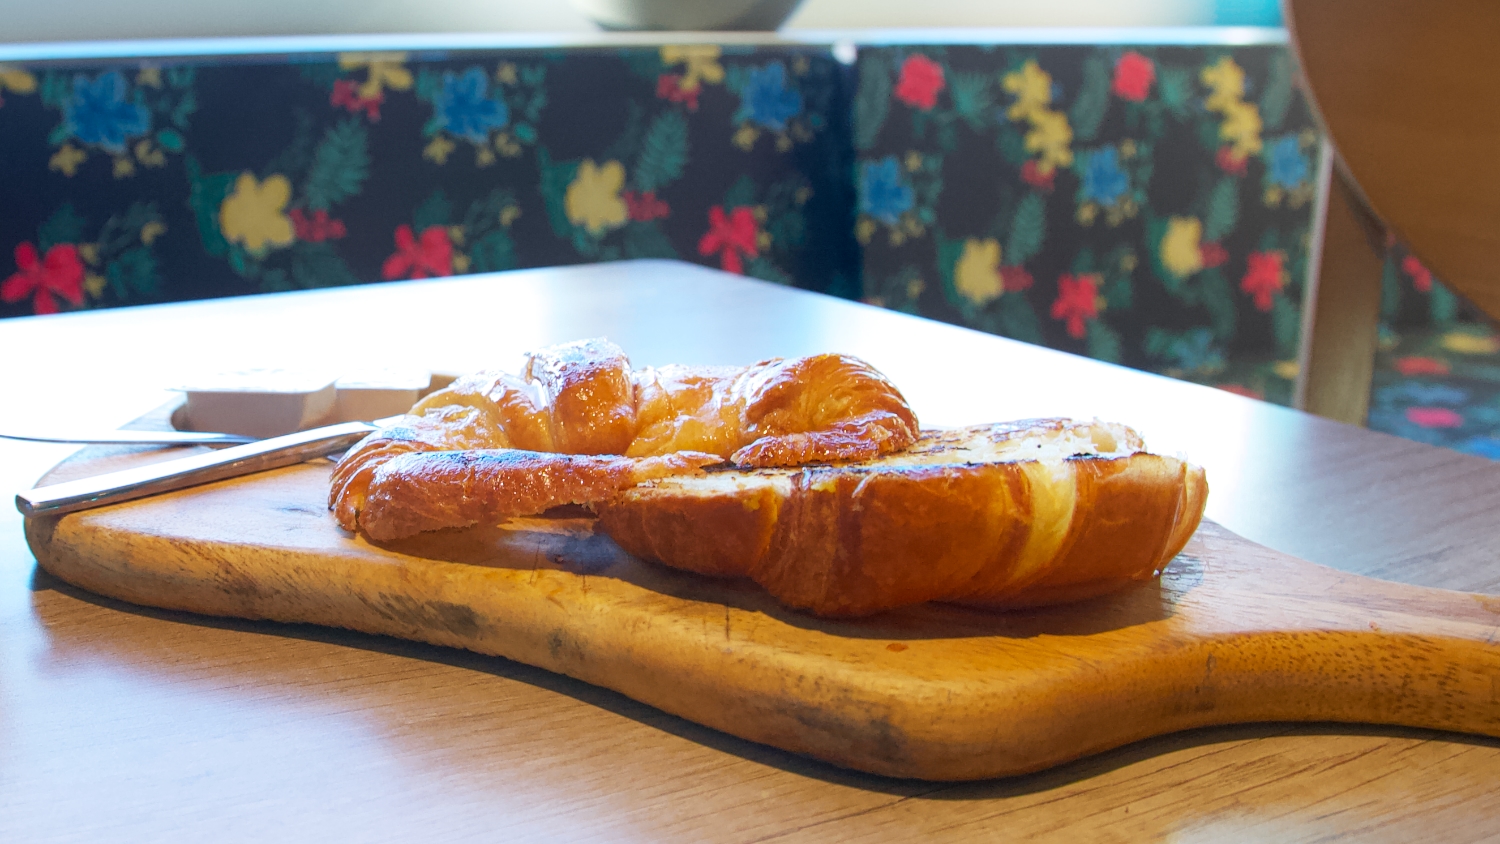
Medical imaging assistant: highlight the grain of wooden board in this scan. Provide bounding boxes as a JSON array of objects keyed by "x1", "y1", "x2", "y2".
[{"x1": 24, "y1": 443, "x2": 1500, "y2": 781}]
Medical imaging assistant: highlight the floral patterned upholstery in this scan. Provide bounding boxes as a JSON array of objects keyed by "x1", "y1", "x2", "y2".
[
  {"x1": 2, "y1": 37, "x2": 1496, "y2": 457},
  {"x1": 853, "y1": 44, "x2": 1322, "y2": 406},
  {"x1": 0, "y1": 45, "x2": 856, "y2": 317}
]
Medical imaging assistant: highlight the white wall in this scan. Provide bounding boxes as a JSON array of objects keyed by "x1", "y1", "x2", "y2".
[{"x1": 0, "y1": 0, "x2": 1240, "y2": 44}]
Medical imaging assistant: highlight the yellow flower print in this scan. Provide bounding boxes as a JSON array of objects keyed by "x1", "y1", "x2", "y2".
[
  {"x1": 112, "y1": 155, "x2": 135, "y2": 179},
  {"x1": 733, "y1": 124, "x2": 759, "y2": 151},
  {"x1": 954, "y1": 238, "x2": 1004, "y2": 306},
  {"x1": 1219, "y1": 99, "x2": 1263, "y2": 159},
  {"x1": 1272, "y1": 360, "x2": 1300, "y2": 380},
  {"x1": 135, "y1": 67, "x2": 162, "y2": 88},
  {"x1": 49, "y1": 144, "x2": 86, "y2": 177},
  {"x1": 423, "y1": 135, "x2": 456, "y2": 165},
  {"x1": 338, "y1": 52, "x2": 413, "y2": 99},
  {"x1": 1003, "y1": 60, "x2": 1053, "y2": 121},
  {"x1": 1025, "y1": 109, "x2": 1074, "y2": 173},
  {"x1": 1161, "y1": 217, "x2": 1205, "y2": 278},
  {"x1": 661, "y1": 44, "x2": 725, "y2": 90},
  {"x1": 1202, "y1": 57, "x2": 1262, "y2": 161},
  {"x1": 0, "y1": 64, "x2": 37, "y2": 95},
  {"x1": 219, "y1": 172, "x2": 295, "y2": 253},
  {"x1": 1440, "y1": 331, "x2": 1500, "y2": 355},
  {"x1": 496, "y1": 62, "x2": 518, "y2": 86},
  {"x1": 1201, "y1": 57, "x2": 1246, "y2": 113},
  {"x1": 1004, "y1": 59, "x2": 1072, "y2": 177},
  {"x1": 140, "y1": 221, "x2": 166, "y2": 245},
  {"x1": 84, "y1": 273, "x2": 107, "y2": 298},
  {"x1": 134, "y1": 138, "x2": 166, "y2": 168},
  {"x1": 565, "y1": 159, "x2": 628, "y2": 236}
]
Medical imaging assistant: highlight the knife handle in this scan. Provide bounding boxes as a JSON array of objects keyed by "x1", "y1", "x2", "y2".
[{"x1": 16, "y1": 421, "x2": 376, "y2": 518}]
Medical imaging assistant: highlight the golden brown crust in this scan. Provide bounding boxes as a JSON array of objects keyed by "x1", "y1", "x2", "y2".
[
  {"x1": 524, "y1": 338, "x2": 637, "y2": 455},
  {"x1": 728, "y1": 353, "x2": 920, "y2": 467},
  {"x1": 329, "y1": 340, "x2": 919, "y2": 537},
  {"x1": 359, "y1": 449, "x2": 723, "y2": 542},
  {"x1": 595, "y1": 422, "x2": 1209, "y2": 617}
]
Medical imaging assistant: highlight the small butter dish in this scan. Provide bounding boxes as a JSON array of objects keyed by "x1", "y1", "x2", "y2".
[
  {"x1": 176, "y1": 369, "x2": 338, "y2": 439},
  {"x1": 333, "y1": 370, "x2": 432, "y2": 423}
]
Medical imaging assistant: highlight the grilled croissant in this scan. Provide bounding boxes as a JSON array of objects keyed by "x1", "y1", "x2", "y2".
[
  {"x1": 329, "y1": 339, "x2": 920, "y2": 538},
  {"x1": 598, "y1": 419, "x2": 1209, "y2": 617}
]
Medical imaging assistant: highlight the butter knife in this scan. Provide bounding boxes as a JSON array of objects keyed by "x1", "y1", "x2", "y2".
[
  {"x1": 16, "y1": 420, "x2": 380, "y2": 518},
  {"x1": 1, "y1": 430, "x2": 258, "y2": 445}
]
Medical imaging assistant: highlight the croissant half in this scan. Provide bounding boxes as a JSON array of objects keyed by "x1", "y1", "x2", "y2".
[
  {"x1": 327, "y1": 341, "x2": 1208, "y2": 617},
  {"x1": 596, "y1": 420, "x2": 1208, "y2": 617},
  {"x1": 330, "y1": 339, "x2": 920, "y2": 538}
]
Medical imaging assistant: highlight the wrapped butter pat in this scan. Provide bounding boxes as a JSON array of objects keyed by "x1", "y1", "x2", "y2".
[
  {"x1": 177, "y1": 369, "x2": 338, "y2": 438},
  {"x1": 334, "y1": 370, "x2": 432, "y2": 423}
]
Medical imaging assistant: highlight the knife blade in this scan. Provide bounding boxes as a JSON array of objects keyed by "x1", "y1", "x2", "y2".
[
  {"x1": 16, "y1": 420, "x2": 381, "y2": 518},
  {"x1": 0, "y1": 430, "x2": 258, "y2": 445}
]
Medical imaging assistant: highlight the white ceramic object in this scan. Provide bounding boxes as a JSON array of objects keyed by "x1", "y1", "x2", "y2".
[
  {"x1": 333, "y1": 369, "x2": 432, "y2": 424},
  {"x1": 176, "y1": 368, "x2": 338, "y2": 439},
  {"x1": 567, "y1": 0, "x2": 804, "y2": 31}
]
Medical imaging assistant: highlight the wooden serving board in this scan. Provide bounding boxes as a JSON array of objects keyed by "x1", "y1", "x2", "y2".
[{"x1": 23, "y1": 443, "x2": 1500, "y2": 781}]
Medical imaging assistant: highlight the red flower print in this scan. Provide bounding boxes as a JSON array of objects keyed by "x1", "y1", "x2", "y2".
[
  {"x1": 1218, "y1": 384, "x2": 1264, "y2": 400},
  {"x1": 290, "y1": 208, "x2": 347, "y2": 243},
  {"x1": 1, "y1": 242, "x2": 84, "y2": 316},
  {"x1": 1402, "y1": 254, "x2": 1433, "y2": 293},
  {"x1": 697, "y1": 206, "x2": 759, "y2": 275},
  {"x1": 1111, "y1": 51, "x2": 1155, "y2": 102},
  {"x1": 999, "y1": 265, "x2": 1034, "y2": 293},
  {"x1": 1406, "y1": 407, "x2": 1464, "y2": 428},
  {"x1": 381, "y1": 224, "x2": 452, "y2": 280},
  {"x1": 894, "y1": 54, "x2": 945, "y2": 111},
  {"x1": 1050, "y1": 273, "x2": 1101, "y2": 339},
  {"x1": 1394, "y1": 356, "x2": 1451, "y2": 377},
  {"x1": 1240, "y1": 250, "x2": 1286, "y2": 311},
  {"x1": 1199, "y1": 241, "x2": 1228, "y2": 270},
  {"x1": 1020, "y1": 159, "x2": 1055, "y2": 191},
  {"x1": 624, "y1": 190, "x2": 671, "y2": 222},
  {"x1": 331, "y1": 79, "x2": 383, "y2": 122},
  {"x1": 656, "y1": 74, "x2": 700, "y2": 111},
  {"x1": 1215, "y1": 145, "x2": 1248, "y2": 176}
]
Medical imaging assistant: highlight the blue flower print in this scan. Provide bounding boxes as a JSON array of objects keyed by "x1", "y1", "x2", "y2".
[
  {"x1": 1458, "y1": 436, "x2": 1500, "y2": 461},
  {"x1": 858, "y1": 156, "x2": 914, "y2": 225},
  {"x1": 1372, "y1": 380, "x2": 1470, "y2": 407},
  {"x1": 1166, "y1": 328, "x2": 1226, "y2": 375},
  {"x1": 1080, "y1": 146, "x2": 1129, "y2": 205},
  {"x1": 735, "y1": 62, "x2": 803, "y2": 132},
  {"x1": 1266, "y1": 134, "x2": 1309, "y2": 188},
  {"x1": 1365, "y1": 407, "x2": 1447, "y2": 447},
  {"x1": 437, "y1": 68, "x2": 508, "y2": 143},
  {"x1": 64, "y1": 71, "x2": 150, "y2": 153}
]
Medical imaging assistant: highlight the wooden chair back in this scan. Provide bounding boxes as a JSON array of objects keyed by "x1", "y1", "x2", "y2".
[{"x1": 1286, "y1": 0, "x2": 1500, "y2": 423}]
